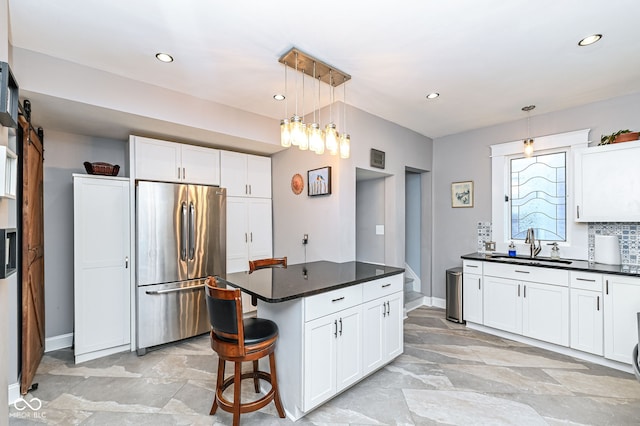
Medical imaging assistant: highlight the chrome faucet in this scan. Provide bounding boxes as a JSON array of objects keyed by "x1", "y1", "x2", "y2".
[{"x1": 525, "y1": 228, "x2": 541, "y2": 258}]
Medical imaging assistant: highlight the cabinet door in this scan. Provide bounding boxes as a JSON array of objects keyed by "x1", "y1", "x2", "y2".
[
  {"x1": 570, "y1": 289, "x2": 603, "y2": 355},
  {"x1": 181, "y1": 145, "x2": 220, "y2": 185},
  {"x1": 74, "y1": 177, "x2": 130, "y2": 357},
  {"x1": 247, "y1": 198, "x2": 273, "y2": 261},
  {"x1": 220, "y1": 151, "x2": 248, "y2": 196},
  {"x1": 134, "y1": 137, "x2": 181, "y2": 182},
  {"x1": 522, "y1": 282, "x2": 569, "y2": 346},
  {"x1": 384, "y1": 292, "x2": 404, "y2": 361},
  {"x1": 463, "y1": 273, "x2": 483, "y2": 323},
  {"x1": 575, "y1": 142, "x2": 640, "y2": 222},
  {"x1": 336, "y1": 305, "x2": 362, "y2": 392},
  {"x1": 247, "y1": 154, "x2": 272, "y2": 198},
  {"x1": 604, "y1": 275, "x2": 640, "y2": 364},
  {"x1": 483, "y1": 276, "x2": 522, "y2": 334},
  {"x1": 226, "y1": 198, "x2": 249, "y2": 273},
  {"x1": 303, "y1": 314, "x2": 337, "y2": 411},
  {"x1": 361, "y1": 299, "x2": 385, "y2": 375}
]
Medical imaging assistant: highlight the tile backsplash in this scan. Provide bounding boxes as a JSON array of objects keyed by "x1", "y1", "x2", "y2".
[
  {"x1": 588, "y1": 222, "x2": 639, "y2": 266},
  {"x1": 475, "y1": 221, "x2": 639, "y2": 266}
]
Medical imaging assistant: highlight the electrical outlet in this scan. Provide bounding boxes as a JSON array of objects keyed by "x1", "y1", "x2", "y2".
[{"x1": 302, "y1": 234, "x2": 309, "y2": 245}]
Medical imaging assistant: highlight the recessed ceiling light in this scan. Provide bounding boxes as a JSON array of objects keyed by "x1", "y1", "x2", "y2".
[
  {"x1": 155, "y1": 53, "x2": 174, "y2": 63},
  {"x1": 273, "y1": 94, "x2": 285, "y2": 101},
  {"x1": 578, "y1": 34, "x2": 602, "y2": 47},
  {"x1": 426, "y1": 92, "x2": 439, "y2": 99}
]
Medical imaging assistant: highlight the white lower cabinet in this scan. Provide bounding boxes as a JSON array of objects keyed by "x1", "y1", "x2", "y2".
[
  {"x1": 463, "y1": 260, "x2": 483, "y2": 324},
  {"x1": 604, "y1": 274, "x2": 640, "y2": 364},
  {"x1": 303, "y1": 297, "x2": 362, "y2": 412},
  {"x1": 483, "y1": 264, "x2": 569, "y2": 346},
  {"x1": 570, "y1": 272, "x2": 603, "y2": 356},
  {"x1": 73, "y1": 175, "x2": 131, "y2": 363},
  {"x1": 362, "y1": 291, "x2": 403, "y2": 375}
]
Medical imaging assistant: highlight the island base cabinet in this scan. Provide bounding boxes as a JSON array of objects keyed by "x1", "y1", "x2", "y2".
[
  {"x1": 604, "y1": 275, "x2": 640, "y2": 364},
  {"x1": 362, "y1": 292, "x2": 403, "y2": 375},
  {"x1": 303, "y1": 305, "x2": 362, "y2": 412}
]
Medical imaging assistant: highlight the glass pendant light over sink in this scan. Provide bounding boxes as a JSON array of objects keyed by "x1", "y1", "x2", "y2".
[
  {"x1": 277, "y1": 47, "x2": 351, "y2": 158},
  {"x1": 522, "y1": 105, "x2": 535, "y2": 157}
]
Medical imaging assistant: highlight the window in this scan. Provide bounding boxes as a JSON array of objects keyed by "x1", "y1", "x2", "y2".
[
  {"x1": 490, "y1": 129, "x2": 589, "y2": 259},
  {"x1": 510, "y1": 152, "x2": 566, "y2": 241}
]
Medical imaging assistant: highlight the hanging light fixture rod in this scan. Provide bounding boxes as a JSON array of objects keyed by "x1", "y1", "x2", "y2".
[{"x1": 279, "y1": 47, "x2": 351, "y2": 87}]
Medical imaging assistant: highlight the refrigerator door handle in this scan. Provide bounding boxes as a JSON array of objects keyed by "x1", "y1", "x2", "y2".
[
  {"x1": 189, "y1": 202, "x2": 196, "y2": 260},
  {"x1": 181, "y1": 202, "x2": 188, "y2": 261}
]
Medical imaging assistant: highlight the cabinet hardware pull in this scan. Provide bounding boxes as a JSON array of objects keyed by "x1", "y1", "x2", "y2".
[
  {"x1": 518, "y1": 284, "x2": 520, "y2": 297},
  {"x1": 524, "y1": 285, "x2": 526, "y2": 298},
  {"x1": 387, "y1": 301, "x2": 390, "y2": 315},
  {"x1": 246, "y1": 184, "x2": 249, "y2": 195},
  {"x1": 382, "y1": 304, "x2": 386, "y2": 317},
  {"x1": 178, "y1": 167, "x2": 181, "y2": 179},
  {"x1": 146, "y1": 283, "x2": 205, "y2": 295},
  {"x1": 125, "y1": 256, "x2": 129, "y2": 268},
  {"x1": 331, "y1": 296, "x2": 345, "y2": 303},
  {"x1": 467, "y1": 265, "x2": 478, "y2": 268},
  {"x1": 515, "y1": 270, "x2": 530, "y2": 274},
  {"x1": 334, "y1": 320, "x2": 337, "y2": 338},
  {"x1": 597, "y1": 296, "x2": 600, "y2": 311},
  {"x1": 478, "y1": 280, "x2": 481, "y2": 290},
  {"x1": 183, "y1": 167, "x2": 185, "y2": 179},
  {"x1": 249, "y1": 184, "x2": 252, "y2": 195},
  {"x1": 382, "y1": 283, "x2": 391, "y2": 288},
  {"x1": 576, "y1": 278, "x2": 596, "y2": 282},
  {"x1": 606, "y1": 280, "x2": 608, "y2": 295},
  {"x1": 576, "y1": 205, "x2": 580, "y2": 219},
  {"x1": 245, "y1": 233, "x2": 247, "y2": 243},
  {"x1": 250, "y1": 232, "x2": 253, "y2": 242},
  {"x1": 339, "y1": 318, "x2": 343, "y2": 336}
]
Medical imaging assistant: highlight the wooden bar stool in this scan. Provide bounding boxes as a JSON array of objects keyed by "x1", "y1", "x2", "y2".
[
  {"x1": 248, "y1": 256, "x2": 287, "y2": 273},
  {"x1": 204, "y1": 276, "x2": 285, "y2": 425}
]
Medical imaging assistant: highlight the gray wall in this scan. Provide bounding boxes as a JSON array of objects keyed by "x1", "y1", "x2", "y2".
[
  {"x1": 356, "y1": 178, "x2": 385, "y2": 264},
  {"x1": 272, "y1": 104, "x2": 433, "y2": 269},
  {"x1": 43, "y1": 131, "x2": 127, "y2": 338},
  {"x1": 432, "y1": 92, "x2": 640, "y2": 299},
  {"x1": 405, "y1": 171, "x2": 421, "y2": 275}
]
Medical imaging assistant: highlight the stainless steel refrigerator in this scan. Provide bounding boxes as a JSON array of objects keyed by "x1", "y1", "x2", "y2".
[{"x1": 135, "y1": 181, "x2": 226, "y2": 354}]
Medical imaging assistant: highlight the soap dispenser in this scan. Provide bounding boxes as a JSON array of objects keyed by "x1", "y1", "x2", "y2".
[
  {"x1": 550, "y1": 242, "x2": 560, "y2": 259},
  {"x1": 508, "y1": 241, "x2": 516, "y2": 257}
]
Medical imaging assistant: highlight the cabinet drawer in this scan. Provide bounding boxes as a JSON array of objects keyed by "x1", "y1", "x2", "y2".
[
  {"x1": 362, "y1": 274, "x2": 403, "y2": 302},
  {"x1": 305, "y1": 284, "x2": 362, "y2": 322},
  {"x1": 570, "y1": 271, "x2": 603, "y2": 291},
  {"x1": 484, "y1": 262, "x2": 568, "y2": 286},
  {"x1": 463, "y1": 260, "x2": 483, "y2": 274}
]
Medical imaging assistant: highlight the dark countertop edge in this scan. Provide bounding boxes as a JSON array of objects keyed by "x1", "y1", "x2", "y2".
[
  {"x1": 461, "y1": 253, "x2": 640, "y2": 277},
  {"x1": 216, "y1": 269, "x2": 405, "y2": 303}
]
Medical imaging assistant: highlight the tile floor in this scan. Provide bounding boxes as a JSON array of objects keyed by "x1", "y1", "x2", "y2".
[{"x1": 9, "y1": 307, "x2": 640, "y2": 425}]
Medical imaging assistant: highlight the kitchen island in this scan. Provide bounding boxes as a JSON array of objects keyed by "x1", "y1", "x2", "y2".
[{"x1": 217, "y1": 261, "x2": 405, "y2": 421}]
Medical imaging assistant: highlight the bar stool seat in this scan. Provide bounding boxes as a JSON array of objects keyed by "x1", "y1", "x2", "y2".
[{"x1": 205, "y1": 276, "x2": 285, "y2": 426}]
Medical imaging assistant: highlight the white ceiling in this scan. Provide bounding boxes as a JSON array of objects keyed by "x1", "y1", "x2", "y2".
[{"x1": 7, "y1": 0, "x2": 640, "y2": 143}]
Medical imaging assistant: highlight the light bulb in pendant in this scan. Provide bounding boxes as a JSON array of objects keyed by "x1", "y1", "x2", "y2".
[
  {"x1": 280, "y1": 118, "x2": 291, "y2": 147},
  {"x1": 340, "y1": 133, "x2": 350, "y2": 159},
  {"x1": 325, "y1": 123, "x2": 338, "y2": 155}
]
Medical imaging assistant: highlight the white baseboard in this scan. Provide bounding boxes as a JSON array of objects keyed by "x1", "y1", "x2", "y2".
[
  {"x1": 431, "y1": 297, "x2": 446, "y2": 309},
  {"x1": 45, "y1": 333, "x2": 73, "y2": 353},
  {"x1": 8, "y1": 382, "x2": 20, "y2": 406}
]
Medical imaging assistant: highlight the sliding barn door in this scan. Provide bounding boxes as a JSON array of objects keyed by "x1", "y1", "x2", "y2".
[{"x1": 19, "y1": 114, "x2": 45, "y2": 395}]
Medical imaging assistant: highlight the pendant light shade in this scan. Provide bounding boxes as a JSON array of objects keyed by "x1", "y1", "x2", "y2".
[
  {"x1": 340, "y1": 133, "x2": 350, "y2": 159},
  {"x1": 522, "y1": 105, "x2": 535, "y2": 157},
  {"x1": 325, "y1": 123, "x2": 338, "y2": 155},
  {"x1": 280, "y1": 118, "x2": 291, "y2": 147}
]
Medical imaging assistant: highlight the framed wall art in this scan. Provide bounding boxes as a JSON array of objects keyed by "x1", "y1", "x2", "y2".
[
  {"x1": 308, "y1": 166, "x2": 331, "y2": 196},
  {"x1": 451, "y1": 180, "x2": 473, "y2": 208}
]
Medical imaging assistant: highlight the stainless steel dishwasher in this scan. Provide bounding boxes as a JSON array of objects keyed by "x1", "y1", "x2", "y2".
[{"x1": 446, "y1": 267, "x2": 464, "y2": 323}]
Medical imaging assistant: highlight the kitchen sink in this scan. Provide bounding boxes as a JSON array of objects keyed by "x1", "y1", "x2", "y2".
[{"x1": 485, "y1": 254, "x2": 573, "y2": 265}]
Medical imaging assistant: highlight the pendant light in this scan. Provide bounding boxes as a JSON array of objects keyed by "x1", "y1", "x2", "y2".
[
  {"x1": 280, "y1": 61, "x2": 291, "y2": 147},
  {"x1": 522, "y1": 105, "x2": 535, "y2": 157},
  {"x1": 308, "y1": 62, "x2": 323, "y2": 154},
  {"x1": 339, "y1": 76, "x2": 350, "y2": 159},
  {"x1": 325, "y1": 70, "x2": 339, "y2": 156}
]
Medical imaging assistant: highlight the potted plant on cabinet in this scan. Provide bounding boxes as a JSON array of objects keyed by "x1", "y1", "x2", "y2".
[{"x1": 599, "y1": 129, "x2": 640, "y2": 145}]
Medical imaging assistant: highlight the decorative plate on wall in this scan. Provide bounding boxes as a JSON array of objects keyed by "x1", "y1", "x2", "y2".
[{"x1": 291, "y1": 173, "x2": 304, "y2": 195}]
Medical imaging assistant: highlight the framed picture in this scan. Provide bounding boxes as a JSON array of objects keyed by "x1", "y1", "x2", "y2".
[
  {"x1": 451, "y1": 180, "x2": 473, "y2": 208},
  {"x1": 308, "y1": 166, "x2": 331, "y2": 196}
]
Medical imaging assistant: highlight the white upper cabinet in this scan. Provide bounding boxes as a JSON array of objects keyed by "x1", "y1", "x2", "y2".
[
  {"x1": 132, "y1": 136, "x2": 220, "y2": 185},
  {"x1": 220, "y1": 151, "x2": 271, "y2": 198},
  {"x1": 574, "y1": 140, "x2": 640, "y2": 222}
]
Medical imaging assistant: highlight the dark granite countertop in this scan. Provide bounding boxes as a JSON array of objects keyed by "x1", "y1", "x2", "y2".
[
  {"x1": 216, "y1": 261, "x2": 405, "y2": 303},
  {"x1": 461, "y1": 252, "x2": 640, "y2": 277}
]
